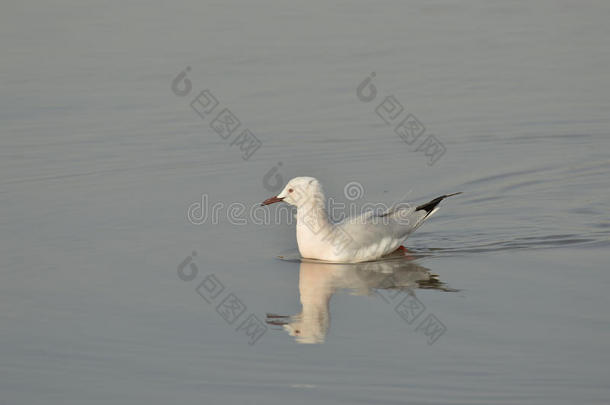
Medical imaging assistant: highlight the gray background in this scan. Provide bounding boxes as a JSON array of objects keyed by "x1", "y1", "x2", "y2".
[{"x1": 1, "y1": 1, "x2": 609, "y2": 404}]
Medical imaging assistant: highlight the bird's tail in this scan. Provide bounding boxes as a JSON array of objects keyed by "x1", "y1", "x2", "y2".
[{"x1": 415, "y1": 192, "x2": 462, "y2": 217}]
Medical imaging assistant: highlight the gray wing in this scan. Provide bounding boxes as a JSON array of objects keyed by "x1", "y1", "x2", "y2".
[
  {"x1": 336, "y1": 192, "x2": 462, "y2": 246},
  {"x1": 336, "y1": 202, "x2": 428, "y2": 246}
]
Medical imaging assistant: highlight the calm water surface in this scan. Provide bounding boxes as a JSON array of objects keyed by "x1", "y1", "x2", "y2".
[{"x1": 1, "y1": 1, "x2": 609, "y2": 404}]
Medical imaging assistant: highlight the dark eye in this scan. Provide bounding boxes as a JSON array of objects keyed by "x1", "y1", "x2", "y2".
[{"x1": 288, "y1": 188, "x2": 294, "y2": 193}]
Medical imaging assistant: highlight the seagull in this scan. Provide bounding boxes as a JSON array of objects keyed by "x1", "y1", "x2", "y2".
[
  {"x1": 266, "y1": 257, "x2": 450, "y2": 344},
  {"x1": 262, "y1": 177, "x2": 461, "y2": 263}
]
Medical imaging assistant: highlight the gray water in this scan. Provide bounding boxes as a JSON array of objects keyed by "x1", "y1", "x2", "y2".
[{"x1": 1, "y1": 1, "x2": 610, "y2": 404}]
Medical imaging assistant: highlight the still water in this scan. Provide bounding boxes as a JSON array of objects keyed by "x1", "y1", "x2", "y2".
[{"x1": 1, "y1": 1, "x2": 609, "y2": 404}]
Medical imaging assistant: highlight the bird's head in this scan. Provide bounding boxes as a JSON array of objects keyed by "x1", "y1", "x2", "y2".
[{"x1": 261, "y1": 176, "x2": 323, "y2": 208}]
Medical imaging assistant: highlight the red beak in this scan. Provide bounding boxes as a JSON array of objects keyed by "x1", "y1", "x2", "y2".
[{"x1": 261, "y1": 196, "x2": 284, "y2": 206}]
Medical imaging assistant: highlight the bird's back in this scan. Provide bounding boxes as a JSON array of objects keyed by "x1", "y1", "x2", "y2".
[{"x1": 332, "y1": 206, "x2": 429, "y2": 262}]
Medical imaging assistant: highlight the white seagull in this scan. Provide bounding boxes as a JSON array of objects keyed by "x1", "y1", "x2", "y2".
[{"x1": 262, "y1": 177, "x2": 461, "y2": 263}]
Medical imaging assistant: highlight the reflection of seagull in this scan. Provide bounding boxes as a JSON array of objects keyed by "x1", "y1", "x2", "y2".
[
  {"x1": 262, "y1": 177, "x2": 461, "y2": 263},
  {"x1": 266, "y1": 254, "x2": 456, "y2": 344}
]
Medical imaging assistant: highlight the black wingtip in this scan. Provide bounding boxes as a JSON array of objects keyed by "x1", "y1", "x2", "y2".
[{"x1": 415, "y1": 192, "x2": 462, "y2": 214}]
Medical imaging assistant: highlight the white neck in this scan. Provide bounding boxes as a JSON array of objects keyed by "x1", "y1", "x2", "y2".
[{"x1": 295, "y1": 192, "x2": 334, "y2": 257}]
